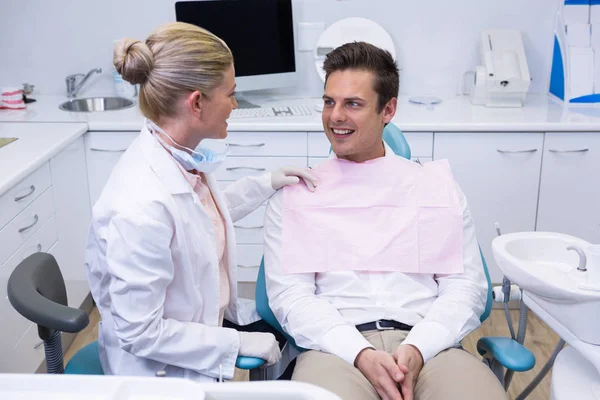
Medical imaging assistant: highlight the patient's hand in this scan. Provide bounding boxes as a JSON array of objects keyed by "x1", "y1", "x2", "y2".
[
  {"x1": 355, "y1": 348, "x2": 408, "y2": 400},
  {"x1": 392, "y1": 345, "x2": 424, "y2": 400}
]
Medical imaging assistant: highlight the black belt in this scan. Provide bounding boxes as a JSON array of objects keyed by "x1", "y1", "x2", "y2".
[{"x1": 356, "y1": 319, "x2": 413, "y2": 332}]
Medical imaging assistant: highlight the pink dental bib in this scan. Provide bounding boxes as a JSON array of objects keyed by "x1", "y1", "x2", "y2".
[{"x1": 282, "y1": 156, "x2": 464, "y2": 274}]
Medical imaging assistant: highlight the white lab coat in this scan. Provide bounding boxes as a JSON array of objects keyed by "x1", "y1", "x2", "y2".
[{"x1": 85, "y1": 124, "x2": 276, "y2": 382}]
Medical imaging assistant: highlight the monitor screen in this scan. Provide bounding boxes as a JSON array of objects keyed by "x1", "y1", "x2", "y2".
[{"x1": 175, "y1": 0, "x2": 296, "y2": 79}]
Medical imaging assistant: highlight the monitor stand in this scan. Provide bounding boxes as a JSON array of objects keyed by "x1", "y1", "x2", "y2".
[{"x1": 235, "y1": 96, "x2": 261, "y2": 109}]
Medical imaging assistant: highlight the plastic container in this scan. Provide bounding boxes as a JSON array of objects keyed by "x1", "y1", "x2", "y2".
[{"x1": 113, "y1": 70, "x2": 138, "y2": 99}]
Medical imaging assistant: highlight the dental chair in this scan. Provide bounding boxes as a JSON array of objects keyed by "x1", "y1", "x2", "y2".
[
  {"x1": 250, "y1": 122, "x2": 536, "y2": 389},
  {"x1": 7, "y1": 252, "x2": 266, "y2": 378}
]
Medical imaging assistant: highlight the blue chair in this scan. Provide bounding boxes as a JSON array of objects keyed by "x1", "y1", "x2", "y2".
[
  {"x1": 7, "y1": 252, "x2": 265, "y2": 377},
  {"x1": 254, "y1": 122, "x2": 535, "y2": 385}
]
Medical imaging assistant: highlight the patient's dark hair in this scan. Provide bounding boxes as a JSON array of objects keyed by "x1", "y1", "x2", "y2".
[{"x1": 323, "y1": 41, "x2": 399, "y2": 113}]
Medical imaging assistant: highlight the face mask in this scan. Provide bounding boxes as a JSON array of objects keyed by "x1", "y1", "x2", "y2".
[{"x1": 146, "y1": 119, "x2": 229, "y2": 173}]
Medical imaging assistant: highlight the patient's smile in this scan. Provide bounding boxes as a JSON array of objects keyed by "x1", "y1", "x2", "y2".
[{"x1": 331, "y1": 128, "x2": 355, "y2": 136}]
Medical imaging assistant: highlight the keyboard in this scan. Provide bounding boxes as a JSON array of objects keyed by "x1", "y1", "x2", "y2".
[{"x1": 229, "y1": 105, "x2": 312, "y2": 118}]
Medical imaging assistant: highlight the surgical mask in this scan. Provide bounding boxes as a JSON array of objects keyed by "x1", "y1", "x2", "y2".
[{"x1": 146, "y1": 119, "x2": 229, "y2": 173}]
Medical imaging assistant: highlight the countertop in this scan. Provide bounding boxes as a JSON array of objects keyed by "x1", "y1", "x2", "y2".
[
  {"x1": 0, "y1": 122, "x2": 88, "y2": 196},
  {"x1": 2, "y1": 92, "x2": 600, "y2": 195},
  {"x1": 1, "y1": 94, "x2": 600, "y2": 132}
]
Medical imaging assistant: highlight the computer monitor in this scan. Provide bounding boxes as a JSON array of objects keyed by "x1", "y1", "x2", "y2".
[{"x1": 175, "y1": 0, "x2": 297, "y2": 94}]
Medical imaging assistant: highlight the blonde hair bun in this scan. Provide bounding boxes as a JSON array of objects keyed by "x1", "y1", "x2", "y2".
[{"x1": 113, "y1": 38, "x2": 154, "y2": 85}]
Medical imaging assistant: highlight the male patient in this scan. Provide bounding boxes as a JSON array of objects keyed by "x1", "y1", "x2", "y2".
[{"x1": 263, "y1": 42, "x2": 507, "y2": 400}]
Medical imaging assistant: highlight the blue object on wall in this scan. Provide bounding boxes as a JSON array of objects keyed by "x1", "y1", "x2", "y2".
[
  {"x1": 565, "y1": 0, "x2": 598, "y2": 6},
  {"x1": 564, "y1": 0, "x2": 591, "y2": 5},
  {"x1": 570, "y1": 93, "x2": 600, "y2": 103},
  {"x1": 549, "y1": 36, "x2": 565, "y2": 101}
]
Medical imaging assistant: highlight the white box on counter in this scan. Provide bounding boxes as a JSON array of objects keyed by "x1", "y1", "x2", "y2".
[{"x1": 569, "y1": 46, "x2": 595, "y2": 98}]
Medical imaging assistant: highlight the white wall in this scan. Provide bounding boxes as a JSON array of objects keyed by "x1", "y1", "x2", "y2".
[{"x1": 0, "y1": 0, "x2": 562, "y2": 97}]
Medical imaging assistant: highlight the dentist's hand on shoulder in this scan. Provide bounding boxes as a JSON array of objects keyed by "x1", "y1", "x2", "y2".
[
  {"x1": 238, "y1": 331, "x2": 282, "y2": 366},
  {"x1": 271, "y1": 166, "x2": 318, "y2": 192}
]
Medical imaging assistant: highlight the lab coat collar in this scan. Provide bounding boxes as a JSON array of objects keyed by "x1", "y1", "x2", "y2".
[
  {"x1": 139, "y1": 123, "x2": 193, "y2": 195},
  {"x1": 328, "y1": 140, "x2": 392, "y2": 160}
]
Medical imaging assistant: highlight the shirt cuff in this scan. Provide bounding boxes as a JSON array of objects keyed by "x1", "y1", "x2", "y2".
[
  {"x1": 260, "y1": 172, "x2": 277, "y2": 198},
  {"x1": 401, "y1": 321, "x2": 455, "y2": 363},
  {"x1": 319, "y1": 324, "x2": 374, "y2": 366}
]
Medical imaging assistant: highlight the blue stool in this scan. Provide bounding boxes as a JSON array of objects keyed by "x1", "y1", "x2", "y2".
[{"x1": 64, "y1": 341, "x2": 104, "y2": 375}]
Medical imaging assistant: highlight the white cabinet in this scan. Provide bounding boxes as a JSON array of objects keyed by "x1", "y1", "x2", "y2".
[
  {"x1": 219, "y1": 132, "x2": 309, "y2": 294},
  {"x1": 226, "y1": 132, "x2": 307, "y2": 157},
  {"x1": 0, "y1": 136, "x2": 91, "y2": 373},
  {"x1": 84, "y1": 132, "x2": 138, "y2": 207},
  {"x1": 537, "y1": 132, "x2": 600, "y2": 243},
  {"x1": 0, "y1": 163, "x2": 51, "y2": 230},
  {"x1": 433, "y1": 132, "x2": 544, "y2": 283},
  {"x1": 50, "y1": 137, "x2": 93, "y2": 308},
  {"x1": 216, "y1": 156, "x2": 307, "y2": 181}
]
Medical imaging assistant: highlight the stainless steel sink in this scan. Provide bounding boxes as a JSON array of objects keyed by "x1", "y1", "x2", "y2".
[{"x1": 59, "y1": 97, "x2": 134, "y2": 112}]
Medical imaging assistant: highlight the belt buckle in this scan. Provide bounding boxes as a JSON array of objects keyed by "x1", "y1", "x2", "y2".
[{"x1": 375, "y1": 320, "x2": 394, "y2": 331}]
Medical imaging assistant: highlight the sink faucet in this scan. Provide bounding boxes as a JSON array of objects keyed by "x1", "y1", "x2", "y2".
[{"x1": 65, "y1": 67, "x2": 102, "y2": 98}]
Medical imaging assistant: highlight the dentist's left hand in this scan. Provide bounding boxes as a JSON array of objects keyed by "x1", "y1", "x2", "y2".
[
  {"x1": 238, "y1": 332, "x2": 282, "y2": 366},
  {"x1": 271, "y1": 166, "x2": 318, "y2": 192}
]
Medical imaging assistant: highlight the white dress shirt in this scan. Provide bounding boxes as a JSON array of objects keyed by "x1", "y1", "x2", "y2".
[{"x1": 264, "y1": 143, "x2": 487, "y2": 365}]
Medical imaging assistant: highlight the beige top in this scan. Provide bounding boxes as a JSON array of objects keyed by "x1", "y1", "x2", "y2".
[{"x1": 174, "y1": 163, "x2": 230, "y2": 327}]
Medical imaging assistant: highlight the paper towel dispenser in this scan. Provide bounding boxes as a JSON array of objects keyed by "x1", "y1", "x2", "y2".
[{"x1": 469, "y1": 30, "x2": 531, "y2": 107}]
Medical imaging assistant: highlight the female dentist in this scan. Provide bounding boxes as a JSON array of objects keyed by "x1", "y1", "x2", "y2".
[{"x1": 85, "y1": 22, "x2": 317, "y2": 382}]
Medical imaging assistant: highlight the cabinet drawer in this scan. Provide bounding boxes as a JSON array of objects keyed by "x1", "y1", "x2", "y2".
[
  {"x1": 84, "y1": 131, "x2": 138, "y2": 206},
  {"x1": 11, "y1": 322, "x2": 46, "y2": 372},
  {"x1": 434, "y1": 132, "x2": 543, "y2": 283},
  {"x1": 0, "y1": 216, "x2": 58, "y2": 352},
  {"x1": 307, "y1": 132, "x2": 433, "y2": 158},
  {"x1": 405, "y1": 132, "x2": 433, "y2": 157},
  {"x1": 215, "y1": 157, "x2": 307, "y2": 181},
  {"x1": 85, "y1": 131, "x2": 138, "y2": 151},
  {"x1": 307, "y1": 132, "x2": 330, "y2": 157},
  {"x1": 0, "y1": 188, "x2": 55, "y2": 265},
  {"x1": 537, "y1": 132, "x2": 600, "y2": 243},
  {"x1": 226, "y1": 132, "x2": 307, "y2": 157},
  {"x1": 0, "y1": 163, "x2": 51, "y2": 230},
  {"x1": 234, "y1": 206, "x2": 265, "y2": 244},
  {"x1": 236, "y1": 245, "x2": 263, "y2": 282}
]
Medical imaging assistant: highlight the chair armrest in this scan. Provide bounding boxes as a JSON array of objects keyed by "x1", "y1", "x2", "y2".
[
  {"x1": 235, "y1": 356, "x2": 266, "y2": 370},
  {"x1": 477, "y1": 336, "x2": 536, "y2": 372}
]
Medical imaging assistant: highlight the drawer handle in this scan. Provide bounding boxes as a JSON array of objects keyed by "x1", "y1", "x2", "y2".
[
  {"x1": 548, "y1": 148, "x2": 589, "y2": 153},
  {"x1": 238, "y1": 264, "x2": 260, "y2": 268},
  {"x1": 234, "y1": 224, "x2": 263, "y2": 230},
  {"x1": 226, "y1": 167, "x2": 267, "y2": 172},
  {"x1": 18, "y1": 214, "x2": 39, "y2": 233},
  {"x1": 21, "y1": 243, "x2": 43, "y2": 261},
  {"x1": 496, "y1": 149, "x2": 538, "y2": 154},
  {"x1": 229, "y1": 143, "x2": 266, "y2": 147},
  {"x1": 90, "y1": 147, "x2": 127, "y2": 152},
  {"x1": 14, "y1": 185, "x2": 36, "y2": 202}
]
